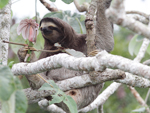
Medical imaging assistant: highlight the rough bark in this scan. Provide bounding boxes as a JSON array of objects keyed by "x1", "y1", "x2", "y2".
[
  {"x1": 12, "y1": 52, "x2": 150, "y2": 80},
  {"x1": 0, "y1": 1, "x2": 11, "y2": 65}
]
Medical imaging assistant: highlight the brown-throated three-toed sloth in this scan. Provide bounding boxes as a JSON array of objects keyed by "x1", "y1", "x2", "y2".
[{"x1": 17, "y1": 0, "x2": 114, "y2": 111}]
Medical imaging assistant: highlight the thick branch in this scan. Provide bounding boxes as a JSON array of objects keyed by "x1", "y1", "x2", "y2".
[
  {"x1": 85, "y1": 0, "x2": 98, "y2": 54},
  {"x1": 116, "y1": 72, "x2": 150, "y2": 88},
  {"x1": 106, "y1": 0, "x2": 150, "y2": 39},
  {"x1": 12, "y1": 52, "x2": 150, "y2": 80},
  {"x1": 0, "y1": 1, "x2": 11, "y2": 65},
  {"x1": 57, "y1": 69, "x2": 125, "y2": 91},
  {"x1": 79, "y1": 35, "x2": 150, "y2": 112},
  {"x1": 24, "y1": 69, "x2": 125, "y2": 104}
]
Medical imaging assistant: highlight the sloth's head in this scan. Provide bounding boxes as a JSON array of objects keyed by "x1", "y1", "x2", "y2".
[
  {"x1": 40, "y1": 18, "x2": 63, "y2": 44},
  {"x1": 40, "y1": 17, "x2": 77, "y2": 47}
]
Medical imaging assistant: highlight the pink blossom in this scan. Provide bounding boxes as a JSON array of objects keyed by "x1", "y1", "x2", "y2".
[{"x1": 17, "y1": 19, "x2": 39, "y2": 42}]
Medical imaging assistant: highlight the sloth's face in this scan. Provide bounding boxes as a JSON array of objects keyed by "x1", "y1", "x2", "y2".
[{"x1": 40, "y1": 22, "x2": 63, "y2": 44}]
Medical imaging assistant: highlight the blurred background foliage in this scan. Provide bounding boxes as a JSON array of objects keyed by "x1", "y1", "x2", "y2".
[{"x1": 8, "y1": 8, "x2": 150, "y2": 113}]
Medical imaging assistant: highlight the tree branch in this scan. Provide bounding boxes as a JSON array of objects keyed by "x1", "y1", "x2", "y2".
[
  {"x1": 12, "y1": 51, "x2": 150, "y2": 80},
  {"x1": 126, "y1": 11, "x2": 149, "y2": 19},
  {"x1": 85, "y1": 0, "x2": 98, "y2": 54},
  {"x1": 97, "y1": 105, "x2": 104, "y2": 113},
  {"x1": 79, "y1": 5, "x2": 150, "y2": 112},
  {"x1": 116, "y1": 72, "x2": 150, "y2": 88},
  {"x1": 79, "y1": 82, "x2": 121, "y2": 112},
  {"x1": 128, "y1": 16, "x2": 150, "y2": 113},
  {"x1": 0, "y1": 1, "x2": 11, "y2": 65},
  {"x1": 106, "y1": 0, "x2": 150, "y2": 39},
  {"x1": 24, "y1": 69, "x2": 125, "y2": 104},
  {"x1": 129, "y1": 87, "x2": 150, "y2": 113},
  {"x1": 132, "y1": 15, "x2": 149, "y2": 25},
  {"x1": 39, "y1": 0, "x2": 58, "y2": 12},
  {"x1": 73, "y1": 0, "x2": 88, "y2": 12}
]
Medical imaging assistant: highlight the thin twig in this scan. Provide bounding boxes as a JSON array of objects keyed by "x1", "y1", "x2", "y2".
[
  {"x1": 145, "y1": 89, "x2": 150, "y2": 103},
  {"x1": 24, "y1": 54, "x2": 30, "y2": 62},
  {"x1": 97, "y1": 105, "x2": 104, "y2": 113},
  {"x1": 129, "y1": 87, "x2": 150, "y2": 113},
  {"x1": 37, "y1": 74, "x2": 53, "y2": 87},
  {"x1": 143, "y1": 59, "x2": 150, "y2": 65},
  {"x1": 3, "y1": 40, "x2": 71, "y2": 54},
  {"x1": 3, "y1": 40, "x2": 27, "y2": 46},
  {"x1": 39, "y1": 0, "x2": 58, "y2": 12}
]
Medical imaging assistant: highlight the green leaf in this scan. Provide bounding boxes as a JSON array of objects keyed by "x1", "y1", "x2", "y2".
[
  {"x1": 0, "y1": 66, "x2": 15, "y2": 101},
  {"x1": 62, "y1": 0, "x2": 73, "y2": 4},
  {"x1": 8, "y1": 61, "x2": 14, "y2": 68},
  {"x1": 80, "y1": 15, "x2": 86, "y2": 21},
  {"x1": 39, "y1": 80, "x2": 77, "y2": 113},
  {"x1": 134, "y1": 40, "x2": 143, "y2": 55},
  {"x1": 75, "y1": 18, "x2": 84, "y2": 34},
  {"x1": 2, "y1": 92, "x2": 15, "y2": 113},
  {"x1": 128, "y1": 35, "x2": 138, "y2": 56},
  {"x1": 0, "y1": 0, "x2": 9, "y2": 9},
  {"x1": 49, "y1": 91, "x2": 64, "y2": 105},
  {"x1": 44, "y1": 11, "x2": 64, "y2": 19},
  {"x1": 15, "y1": 90, "x2": 28, "y2": 113},
  {"x1": 0, "y1": 66, "x2": 27, "y2": 113},
  {"x1": 146, "y1": 44, "x2": 150, "y2": 55},
  {"x1": 65, "y1": 49, "x2": 85, "y2": 57},
  {"x1": 39, "y1": 80, "x2": 59, "y2": 91},
  {"x1": 14, "y1": 76, "x2": 23, "y2": 90},
  {"x1": 75, "y1": 0, "x2": 91, "y2": 5},
  {"x1": 132, "y1": 107, "x2": 146, "y2": 112},
  {"x1": 64, "y1": 10, "x2": 71, "y2": 16},
  {"x1": 136, "y1": 35, "x2": 144, "y2": 41},
  {"x1": 49, "y1": 0, "x2": 56, "y2": 2},
  {"x1": 63, "y1": 95, "x2": 78, "y2": 113}
]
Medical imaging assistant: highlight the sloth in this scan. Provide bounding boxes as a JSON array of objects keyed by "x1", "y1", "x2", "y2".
[{"x1": 17, "y1": 0, "x2": 114, "y2": 111}]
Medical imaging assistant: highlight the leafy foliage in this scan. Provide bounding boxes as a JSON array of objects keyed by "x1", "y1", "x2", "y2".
[
  {"x1": 128, "y1": 34, "x2": 150, "y2": 57},
  {"x1": 0, "y1": 66, "x2": 16, "y2": 101},
  {"x1": 75, "y1": 0, "x2": 91, "y2": 5},
  {"x1": 0, "y1": 0, "x2": 9, "y2": 9},
  {"x1": 39, "y1": 80, "x2": 78, "y2": 113},
  {"x1": 131, "y1": 107, "x2": 146, "y2": 113},
  {"x1": 49, "y1": 0, "x2": 73, "y2": 4},
  {"x1": 128, "y1": 35, "x2": 143, "y2": 56},
  {"x1": 0, "y1": 66, "x2": 27, "y2": 113},
  {"x1": 62, "y1": 0, "x2": 73, "y2": 4},
  {"x1": 8, "y1": 61, "x2": 14, "y2": 68},
  {"x1": 49, "y1": 0, "x2": 56, "y2": 2}
]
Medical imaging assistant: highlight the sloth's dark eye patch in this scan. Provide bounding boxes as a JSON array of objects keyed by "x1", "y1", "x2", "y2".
[{"x1": 48, "y1": 26, "x2": 60, "y2": 32}]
